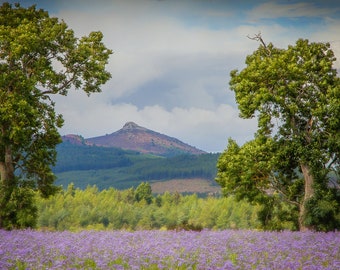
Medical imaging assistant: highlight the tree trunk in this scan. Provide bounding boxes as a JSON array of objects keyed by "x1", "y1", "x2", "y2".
[
  {"x1": 0, "y1": 145, "x2": 16, "y2": 228},
  {"x1": 299, "y1": 163, "x2": 314, "y2": 231}
]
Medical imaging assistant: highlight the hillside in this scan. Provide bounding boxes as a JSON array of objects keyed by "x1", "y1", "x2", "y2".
[
  {"x1": 54, "y1": 142, "x2": 219, "y2": 191},
  {"x1": 62, "y1": 122, "x2": 206, "y2": 157},
  {"x1": 55, "y1": 125, "x2": 220, "y2": 193}
]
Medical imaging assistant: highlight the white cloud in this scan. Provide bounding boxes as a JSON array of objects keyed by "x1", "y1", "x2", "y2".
[{"x1": 54, "y1": 5, "x2": 252, "y2": 104}]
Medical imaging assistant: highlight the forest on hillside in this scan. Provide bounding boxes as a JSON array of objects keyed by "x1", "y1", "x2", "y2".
[{"x1": 53, "y1": 142, "x2": 220, "y2": 190}]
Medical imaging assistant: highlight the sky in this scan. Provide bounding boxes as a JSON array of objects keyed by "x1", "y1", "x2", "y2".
[{"x1": 5, "y1": 0, "x2": 340, "y2": 152}]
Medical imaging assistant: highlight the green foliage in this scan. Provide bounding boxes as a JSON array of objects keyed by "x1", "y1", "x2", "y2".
[
  {"x1": 217, "y1": 37, "x2": 340, "y2": 231},
  {"x1": 35, "y1": 184, "x2": 268, "y2": 231},
  {"x1": 135, "y1": 182, "x2": 153, "y2": 204},
  {"x1": 304, "y1": 189, "x2": 340, "y2": 231},
  {"x1": 216, "y1": 138, "x2": 273, "y2": 202},
  {"x1": 0, "y1": 178, "x2": 37, "y2": 229},
  {"x1": 0, "y1": 3, "x2": 111, "y2": 228},
  {"x1": 256, "y1": 196, "x2": 299, "y2": 231}
]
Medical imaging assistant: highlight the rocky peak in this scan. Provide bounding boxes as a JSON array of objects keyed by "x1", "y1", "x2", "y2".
[{"x1": 122, "y1": 122, "x2": 146, "y2": 131}]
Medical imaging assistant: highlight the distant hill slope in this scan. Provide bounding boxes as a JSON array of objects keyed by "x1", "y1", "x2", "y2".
[
  {"x1": 57, "y1": 122, "x2": 219, "y2": 193},
  {"x1": 86, "y1": 122, "x2": 206, "y2": 156},
  {"x1": 62, "y1": 122, "x2": 205, "y2": 157}
]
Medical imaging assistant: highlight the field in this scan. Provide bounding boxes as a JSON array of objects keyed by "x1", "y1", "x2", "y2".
[
  {"x1": 150, "y1": 178, "x2": 220, "y2": 194},
  {"x1": 1, "y1": 229, "x2": 339, "y2": 269}
]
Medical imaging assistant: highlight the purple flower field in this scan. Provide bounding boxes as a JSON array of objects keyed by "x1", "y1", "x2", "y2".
[{"x1": 0, "y1": 229, "x2": 339, "y2": 269}]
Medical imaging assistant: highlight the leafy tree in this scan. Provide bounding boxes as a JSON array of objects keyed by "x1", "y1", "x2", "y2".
[
  {"x1": 216, "y1": 35, "x2": 340, "y2": 231},
  {"x1": 0, "y1": 3, "x2": 112, "y2": 228},
  {"x1": 134, "y1": 182, "x2": 153, "y2": 204}
]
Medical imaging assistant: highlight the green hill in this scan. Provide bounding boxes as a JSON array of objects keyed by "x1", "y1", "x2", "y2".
[{"x1": 53, "y1": 142, "x2": 220, "y2": 191}]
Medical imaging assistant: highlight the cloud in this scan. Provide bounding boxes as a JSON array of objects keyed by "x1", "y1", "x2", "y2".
[
  {"x1": 55, "y1": 6, "x2": 241, "y2": 95},
  {"x1": 53, "y1": 3, "x2": 256, "y2": 107},
  {"x1": 247, "y1": 1, "x2": 338, "y2": 21}
]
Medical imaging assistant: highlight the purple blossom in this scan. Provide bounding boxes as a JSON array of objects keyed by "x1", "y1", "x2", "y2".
[{"x1": 0, "y1": 229, "x2": 339, "y2": 269}]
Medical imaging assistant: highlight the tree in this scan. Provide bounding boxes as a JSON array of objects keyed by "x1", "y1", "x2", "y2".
[
  {"x1": 134, "y1": 182, "x2": 153, "y2": 204},
  {"x1": 216, "y1": 35, "x2": 340, "y2": 231},
  {"x1": 0, "y1": 3, "x2": 112, "y2": 229}
]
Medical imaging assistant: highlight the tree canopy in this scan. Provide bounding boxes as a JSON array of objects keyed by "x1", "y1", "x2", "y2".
[
  {"x1": 0, "y1": 3, "x2": 112, "y2": 229},
  {"x1": 216, "y1": 36, "x2": 340, "y2": 231}
]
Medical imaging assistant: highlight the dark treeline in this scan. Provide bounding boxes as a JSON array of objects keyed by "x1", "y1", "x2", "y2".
[
  {"x1": 128, "y1": 154, "x2": 219, "y2": 180},
  {"x1": 36, "y1": 184, "x2": 297, "y2": 231},
  {"x1": 54, "y1": 142, "x2": 134, "y2": 172},
  {"x1": 53, "y1": 142, "x2": 220, "y2": 190}
]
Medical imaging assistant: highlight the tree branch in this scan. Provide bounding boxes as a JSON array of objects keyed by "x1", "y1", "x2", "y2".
[
  {"x1": 247, "y1": 32, "x2": 271, "y2": 56},
  {"x1": 269, "y1": 173, "x2": 300, "y2": 207}
]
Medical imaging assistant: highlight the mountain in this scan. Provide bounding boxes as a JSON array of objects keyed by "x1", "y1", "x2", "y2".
[
  {"x1": 57, "y1": 122, "x2": 219, "y2": 194},
  {"x1": 62, "y1": 122, "x2": 206, "y2": 157}
]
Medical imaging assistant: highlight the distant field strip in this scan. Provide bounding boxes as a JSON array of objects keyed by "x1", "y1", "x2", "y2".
[{"x1": 151, "y1": 178, "x2": 220, "y2": 194}]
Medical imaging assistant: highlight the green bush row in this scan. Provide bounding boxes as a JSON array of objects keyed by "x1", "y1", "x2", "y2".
[{"x1": 35, "y1": 183, "x2": 295, "y2": 231}]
